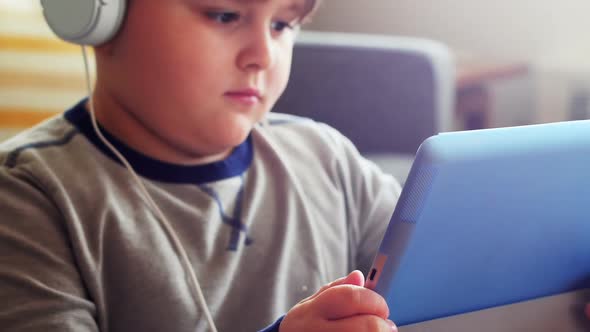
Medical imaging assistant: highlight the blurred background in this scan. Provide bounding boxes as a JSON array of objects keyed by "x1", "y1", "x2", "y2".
[
  {"x1": 306, "y1": 0, "x2": 590, "y2": 129},
  {"x1": 0, "y1": 0, "x2": 90, "y2": 140},
  {"x1": 1, "y1": 0, "x2": 589, "y2": 141}
]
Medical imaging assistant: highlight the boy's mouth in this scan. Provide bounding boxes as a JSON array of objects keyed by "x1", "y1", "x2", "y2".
[{"x1": 224, "y1": 88, "x2": 262, "y2": 106}]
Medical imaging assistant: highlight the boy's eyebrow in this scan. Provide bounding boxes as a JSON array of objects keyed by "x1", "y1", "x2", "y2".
[{"x1": 231, "y1": 0, "x2": 307, "y2": 16}]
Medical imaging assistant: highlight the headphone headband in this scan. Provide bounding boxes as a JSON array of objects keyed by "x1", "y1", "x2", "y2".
[{"x1": 41, "y1": 0, "x2": 127, "y2": 46}]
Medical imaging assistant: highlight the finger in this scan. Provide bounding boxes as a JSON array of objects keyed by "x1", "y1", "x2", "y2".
[
  {"x1": 345, "y1": 270, "x2": 365, "y2": 287},
  {"x1": 325, "y1": 270, "x2": 364, "y2": 289},
  {"x1": 585, "y1": 303, "x2": 590, "y2": 319},
  {"x1": 322, "y1": 314, "x2": 397, "y2": 332},
  {"x1": 306, "y1": 270, "x2": 365, "y2": 301},
  {"x1": 315, "y1": 284, "x2": 390, "y2": 320}
]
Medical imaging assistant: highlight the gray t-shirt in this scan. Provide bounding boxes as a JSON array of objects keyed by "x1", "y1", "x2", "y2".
[{"x1": 0, "y1": 100, "x2": 401, "y2": 332}]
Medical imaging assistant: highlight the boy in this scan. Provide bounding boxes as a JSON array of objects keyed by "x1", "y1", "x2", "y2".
[{"x1": 0, "y1": 0, "x2": 400, "y2": 331}]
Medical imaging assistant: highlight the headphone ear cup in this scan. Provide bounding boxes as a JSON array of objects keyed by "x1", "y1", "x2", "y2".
[{"x1": 41, "y1": 0, "x2": 126, "y2": 46}]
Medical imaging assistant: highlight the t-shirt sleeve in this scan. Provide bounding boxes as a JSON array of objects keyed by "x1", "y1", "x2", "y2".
[
  {"x1": 321, "y1": 124, "x2": 402, "y2": 275},
  {"x1": 0, "y1": 167, "x2": 98, "y2": 331},
  {"x1": 258, "y1": 316, "x2": 283, "y2": 332}
]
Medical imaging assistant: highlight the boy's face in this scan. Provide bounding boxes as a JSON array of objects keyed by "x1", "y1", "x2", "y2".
[{"x1": 95, "y1": 0, "x2": 308, "y2": 164}]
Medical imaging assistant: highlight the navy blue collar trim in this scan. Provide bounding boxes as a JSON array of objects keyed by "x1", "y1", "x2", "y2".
[{"x1": 63, "y1": 99, "x2": 253, "y2": 184}]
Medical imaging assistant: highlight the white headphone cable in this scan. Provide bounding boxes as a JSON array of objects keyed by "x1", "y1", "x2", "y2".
[{"x1": 81, "y1": 46, "x2": 219, "y2": 332}]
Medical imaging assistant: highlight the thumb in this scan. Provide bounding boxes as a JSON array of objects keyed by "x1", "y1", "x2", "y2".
[
  {"x1": 342, "y1": 270, "x2": 365, "y2": 287},
  {"x1": 305, "y1": 270, "x2": 365, "y2": 302}
]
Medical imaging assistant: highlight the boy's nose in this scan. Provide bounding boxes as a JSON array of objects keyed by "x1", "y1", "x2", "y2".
[{"x1": 237, "y1": 28, "x2": 275, "y2": 72}]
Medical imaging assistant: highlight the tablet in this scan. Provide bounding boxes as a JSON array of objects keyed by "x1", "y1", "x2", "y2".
[{"x1": 365, "y1": 119, "x2": 590, "y2": 330}]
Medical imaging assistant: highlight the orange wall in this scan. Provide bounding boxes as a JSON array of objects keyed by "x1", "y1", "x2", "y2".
[{"x1": 0, "y1": 1, "x2": 91, "y2": 140}]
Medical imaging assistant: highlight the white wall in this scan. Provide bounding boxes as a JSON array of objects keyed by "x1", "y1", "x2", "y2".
[
  {"x1": 308, "y1": 0, "x2": 590, "y2": 61},
  {"x1": 307, "y1": 0, "x2": 590, "y2": 123}
]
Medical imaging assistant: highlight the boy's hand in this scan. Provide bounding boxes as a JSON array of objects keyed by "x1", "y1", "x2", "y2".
[{"x1": 280, "y1": 270, "x2": 397, "y2": 332}]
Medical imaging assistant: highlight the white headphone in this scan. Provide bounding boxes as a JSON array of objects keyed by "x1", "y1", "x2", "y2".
[{"x1": 40, "y1": 0, "x2": 126, "y2": 45}]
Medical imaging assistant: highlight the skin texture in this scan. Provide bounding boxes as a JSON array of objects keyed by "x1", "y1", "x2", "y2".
[
  {"x1": 92, "y1": 0, "x2": 304, "y2": 165},
  {"x1": 280, "y1": 271, "x2": 397, "y2": 332}
]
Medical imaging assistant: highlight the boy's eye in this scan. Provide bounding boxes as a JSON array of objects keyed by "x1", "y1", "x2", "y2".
[
  {"x1": 271, "y1": 20, "x2": 295, "y2": 32},
  {"x1": 206, "y1": 11, "x2": 240, "y2": 24}
]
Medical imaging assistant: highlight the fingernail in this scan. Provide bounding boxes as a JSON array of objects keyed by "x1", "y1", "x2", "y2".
[
  {"x1": 349, "y1": 270, "x2": 362, "y2": 277},
  {"x1": 387, "y1": 319, "x2": 398, "y2": 331}
]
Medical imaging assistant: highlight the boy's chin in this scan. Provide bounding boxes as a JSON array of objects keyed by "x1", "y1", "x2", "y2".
[
  {"x1": 210, "y1": 124, "x2": 252, "y2": 149},
  {"x1": 222, "y1": 116, "x2": 259, "y2": 141}
]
